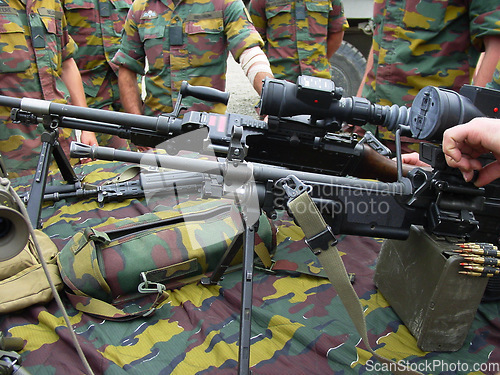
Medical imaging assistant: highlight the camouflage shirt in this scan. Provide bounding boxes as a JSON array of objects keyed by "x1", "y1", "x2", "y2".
[
  {"x1": 360, "y1": 0, "x2": 500, "y2": 144},
  {"x1": 112, "y1": 0, "x2": 264, "y2": 116},
  {"x1": 63, "y1": 0, "x2": 132, "y2": 110},
  {"x1": 0, "y1": 0, "x2": 78, "y2": 176},
  {"x1": 248, "y1": 0, "x2": 347, "y2": 83},
  {"x1": 63, "y1": 0, "x2": 133, "y2": 150}
]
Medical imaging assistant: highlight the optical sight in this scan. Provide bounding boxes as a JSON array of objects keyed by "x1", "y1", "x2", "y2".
[{"x1": 259, "y1": 75, "x2": 409, "y2": 131}]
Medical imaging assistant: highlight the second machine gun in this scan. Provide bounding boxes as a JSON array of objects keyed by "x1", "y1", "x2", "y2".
[{"x1": 3, "y1": 78, "x2": 410, "y2": 182}]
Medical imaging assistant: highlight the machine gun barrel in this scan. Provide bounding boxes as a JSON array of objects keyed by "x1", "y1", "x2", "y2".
[
  {"x1": 0, "y1": 81, "x2": 231, "y2": 143},
  {"x1": 3, "y1": 96, "x2": 161, "y2": 130}
]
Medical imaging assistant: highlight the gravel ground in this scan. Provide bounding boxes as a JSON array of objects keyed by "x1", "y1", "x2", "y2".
[{"x1": 225, "y1": 55, "x2": 260, "y2": 118}]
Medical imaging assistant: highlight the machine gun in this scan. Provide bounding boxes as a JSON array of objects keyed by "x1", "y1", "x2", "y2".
[{"x1": 1, "y1": 79, "x2": 411, "y2": 181}]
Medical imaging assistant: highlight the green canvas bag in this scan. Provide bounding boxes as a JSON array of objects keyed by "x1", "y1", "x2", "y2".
[
  {"x1": 57, "y1": 199, "x2": 276, "y2": 320},
  {"x1": 0, "y1": 230, "x2": 63, "y2": 314}
]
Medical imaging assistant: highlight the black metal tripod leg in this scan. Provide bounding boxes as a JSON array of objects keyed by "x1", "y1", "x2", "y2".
[
  {"x1": 26, "y1": 132, "x2": 79, "y2": 228},
  {"x1": 26, "y1": 133, "x2": 55, "y2": 228},
  {"x1": 201, "y1": 233, "x2": 244, "y2": 285},
  {"x1": 238, "y1": 224, "x2": 255, "y2": 375}
]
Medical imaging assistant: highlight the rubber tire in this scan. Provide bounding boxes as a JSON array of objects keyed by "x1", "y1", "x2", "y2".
[{"x1": 330, "y1": 40, "x2": 367, "y2": 97}]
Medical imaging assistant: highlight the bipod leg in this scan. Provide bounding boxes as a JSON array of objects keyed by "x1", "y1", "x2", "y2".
[
  {"x1": 26, "y1": 131, "x2": 79, "y2": 228},
  {"x1": 200, "y1": 233, "x2": 244, "y2": 285},
  {"x1": 238, "y1": 223, "x2": 256, "y2": 375},
  {"x1": 52, "y1": 136, "x2": 80, "y2": 185}
]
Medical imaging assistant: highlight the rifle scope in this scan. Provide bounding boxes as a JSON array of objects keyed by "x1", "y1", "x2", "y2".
[
  {"x1": 259, "y1": 76, "x2": 409, "y2": 130},
  {"x1": 260, "y1": 76, "x2": 499, "y2": 143}
]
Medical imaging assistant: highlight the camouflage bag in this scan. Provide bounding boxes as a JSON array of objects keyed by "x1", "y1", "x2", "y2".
[{"x1": 57, "y1": 199, "x2": 276, "y2": 320}]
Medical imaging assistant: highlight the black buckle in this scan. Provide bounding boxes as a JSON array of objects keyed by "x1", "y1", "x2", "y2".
[{"x1": 305, "y1": 226, "x2": 337, "y2": 255}]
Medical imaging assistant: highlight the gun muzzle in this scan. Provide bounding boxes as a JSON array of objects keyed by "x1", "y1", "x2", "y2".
[
  {"x1": 71, "y1": 142, "x2": 124, "y2": 162},
  {"x1": 70, "y1": 142, "x2": 97, "y2": 159}
]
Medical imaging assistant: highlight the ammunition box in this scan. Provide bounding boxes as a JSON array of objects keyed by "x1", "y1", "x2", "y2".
[{"x1": 374, "y1": 225, "x2": 488, "y2": 352}]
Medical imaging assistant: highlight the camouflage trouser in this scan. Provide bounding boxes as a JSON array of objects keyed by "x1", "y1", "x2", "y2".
[{"x1": 86, "y1": 70, "x2": 132, "y2": 151}]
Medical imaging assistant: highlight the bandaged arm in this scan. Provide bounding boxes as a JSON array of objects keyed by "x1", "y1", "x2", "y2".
[{"x1": 239, "y1": 46, "x2": 274, "y2": 95}]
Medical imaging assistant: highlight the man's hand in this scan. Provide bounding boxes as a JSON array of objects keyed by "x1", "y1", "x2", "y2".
[
  {"x1": 80, "y1": 131, "x2": 98, "y2": 146},
  {"x1": 400, "y1": 152, "x2": 430, "y2": 167},
  {"x1": 78, "y1": 131, "x2": 98, "y2": 164},
  {"x1": 442, "y1": 117, "x2": 500, "y2": 187}
]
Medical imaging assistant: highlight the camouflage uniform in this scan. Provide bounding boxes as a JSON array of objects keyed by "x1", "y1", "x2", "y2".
[
  {"x1": 63, "y1": 0, "x2": 132, "y2": 150},
  {"x1": 248, "y1": 0, "x2": 348, "y2": 83},
  {"x1": 111, "y1": 0, "x2": 265, "y2": 116},
  {"x1": 0, "y1": 0, "x2": 79, "y2": 177},
  {"x1": 360, "y1": 0, "x2": 500, "y2": 151}
]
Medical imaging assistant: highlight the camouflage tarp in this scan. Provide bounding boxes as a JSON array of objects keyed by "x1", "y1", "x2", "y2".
[{"x1": 1, "y1": 160, "x2": 499, "y2": 374}]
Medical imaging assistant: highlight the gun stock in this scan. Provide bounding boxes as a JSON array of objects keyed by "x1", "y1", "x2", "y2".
[{"x1": 352, "y1": 144, "x2": 415, "y2": 181}]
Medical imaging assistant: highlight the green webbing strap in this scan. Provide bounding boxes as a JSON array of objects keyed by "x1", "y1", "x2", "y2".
[
  {"x1": 66, "y1": 290, "x2": 168, "y2": 321},
  {"x1": 287, "y1": 191, "x2": 421, "y2": 375},
  {"x1": 104, "y1": 166, "x2": 142, "y2": 184}
]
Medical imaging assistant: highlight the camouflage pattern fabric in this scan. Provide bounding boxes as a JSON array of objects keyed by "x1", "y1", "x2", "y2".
[
  {"x1": 111, "y1": 0, "x2": 264, "y2": 116},
  {"x1": 0, "y1": 0, "x2": 79, "y2": 177},
  {"x1": 360, "y1": 0, "x2": 500, "y2": 151},
  {"x1": 248, "y1": 0, "x2": 348, "y2": 83},
  {"x1": 58, "y1": 198, "x2": 276, "y2": 314},
  {"x1": 1, "y1": 160, "x2": 500, "y2": 374},
  {"x1": 487, "y1": 60, "x2": 500, "y2": 91},
  {"x1": 63, "y1": 0, "x2": 133, "y2": 150}
]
